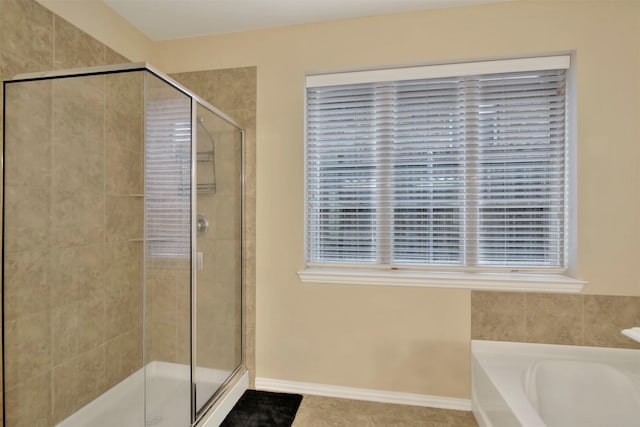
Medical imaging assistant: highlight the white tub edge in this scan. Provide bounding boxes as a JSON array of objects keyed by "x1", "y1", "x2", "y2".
[{"x1": 472, "y1": 339, "x2": 640, "y2": 360}]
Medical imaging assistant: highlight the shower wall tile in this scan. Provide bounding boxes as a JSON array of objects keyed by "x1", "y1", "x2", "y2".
[
  {"x1": 3, "y1": 249, "x2": 51, "y2": 321},
  {"x1": 77, "y1": 296, "x2": 106, "y2": 351},
  {"x1": 51, "y1": 344, "x2": 107, "y2": 423},
  {"x1": 176, "y1": 316, "x2": 191, "y2": 365},
  {"x1": 146, "y1": 265, "x2": 190, "y2": 365},
  {"x1": 105, "y1": 329, "x2": 143, "y2": 389},
  {"x1": 3, "y1": 185, "x2": 51, "y2": 252},
  {"x1": 0, "y1": 0, "x2": 52, "y2": 68},
  {"x1": 213, "y1": 67, "x2": 257, "y2": 112},
  {"x1": 105, "y1": 71, "x2": 144, "y2": 155},
  {"x1": 129, "y1": 149, "x2": 143, "y2": 194},
  {"x1": 106, "y1": 147, "x2": 142, "y2": 195},
  {"x1": 49, "y1": 243, "x2": 105, "y2": 308},
  {"x1": 4, "y1": 372, "x2": 52, "y2": 427},
  {"x1": 3, "y1": 311, "x2": 51, "y2": 390},
  {"x1": 53, "y1": 15, "x2": 106, "y2": 69},
  {"x1": 150, "y1": 273, "x2": 178, "y2": 325},
  {"x1": 105, "y1": 241, "x2": 142, "y2": 294},
  {"x1": 471, "y1": 291, "x2": 640, "y2": 349},
  {"x1": 70, "y1": 243, "x2": 105, "y2": 300},
  {"x1": 245, "y1": 326, "x2": 256, "y2": 385},
  {"x1": 76, "y1": 345, "x2": 107, "y2": 407},
  {"x1": 105, "y1": 146, "x2": 125, "y2": 193},
  {"x1": 244, "y1": 238, "x2": 257, "y2": 338},
  {"x1": 213, "y1": 195, "x2": 242, "y2": 239},
  {"x1": 105, "y1": 47, "x2": 129, "y2": 65},
  {"x1": 51, "y1": 303, "x2": 78, "y2": 365},
  {"x1": 148, "y1": 320, "x2": 178, "y2": 363},
  {"x1": 3, "y1": 80, "x2": 52, "y2": 188},
  {"x1": 214, "y1": 239, "x2": 242, "y2": 284},
  {"x1": 0, "y1": 49, "x2": 51, "y2": 81},
  {"x1": 51, "y1": 298, "x2": 106, "y2": 366},
  {"x1": 51, "y1": 190, "x2": 105, "y2": 247},
  {"x1": 52, "y1": 141, "x2": 104, "y2": 194},
  {"x1": 51, "y1": 77, "x2": 106, "y2": 194},
  {"x1": 105, "y1": 195, "x2": 143, "y2": 242},
  {"x1": 105, "y1": 287, "x2": 142, "y2": 341},
  {"x1": 51, "y1": 357, "x2": 80, "y2": 423}
]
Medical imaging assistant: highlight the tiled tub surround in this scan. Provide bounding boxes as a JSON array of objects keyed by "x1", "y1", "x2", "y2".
[{"x1": 471, "y1": 291, "x2": 640, "y2": 349}]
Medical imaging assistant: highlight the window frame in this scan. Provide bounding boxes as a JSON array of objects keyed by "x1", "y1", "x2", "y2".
[{"x1": 300, "y1": 54, "x2": 584, "y2": 292}]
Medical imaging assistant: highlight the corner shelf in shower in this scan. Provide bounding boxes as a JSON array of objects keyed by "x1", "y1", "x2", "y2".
[{"x1": 197, "y1": 149, "x2": 217, "y2": 195}]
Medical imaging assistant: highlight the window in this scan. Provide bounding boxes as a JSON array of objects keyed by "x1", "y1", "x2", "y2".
[
  {"x1": 303, "y1": 56, "x2": 581, "y2": 289},
  {"x1": 145, "y1": 95, "x2": 192, "y2": 259}
]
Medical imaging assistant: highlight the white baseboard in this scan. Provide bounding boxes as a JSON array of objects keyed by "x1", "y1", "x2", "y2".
[{"x1": 255, "y1": 377, "x2": 471, "y2": 411}]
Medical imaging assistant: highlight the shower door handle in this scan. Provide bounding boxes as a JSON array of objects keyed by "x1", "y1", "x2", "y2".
[{"x1": 196, "y1": 251, "x2": 204, "y2": 271}]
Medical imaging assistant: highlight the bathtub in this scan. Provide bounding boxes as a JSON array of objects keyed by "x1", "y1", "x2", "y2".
[{"x1": 471, "y1": 340, "x2": 640, "y2": 427}]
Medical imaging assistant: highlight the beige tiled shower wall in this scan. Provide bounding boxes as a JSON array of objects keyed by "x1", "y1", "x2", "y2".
[
  {"x1": 169, "y1": 68, "x2": 257, "y2": 385},
  {"x1": 0, "y1": 0, "x2": 142, "y2": 425},
  {"x1": 471, "y1": 291, "x2": 640, "y2": 349},
  {"x1": 145, "y1": 261, "x2": 191, "y2": 365}
]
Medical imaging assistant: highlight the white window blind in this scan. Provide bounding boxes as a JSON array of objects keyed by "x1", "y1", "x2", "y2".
[
  {"x1": 305, "y1": 57, "x2": 570, "y2": 271},
  {"x1": 145, "y1": 96, "x2": 192, "y2": 258}
]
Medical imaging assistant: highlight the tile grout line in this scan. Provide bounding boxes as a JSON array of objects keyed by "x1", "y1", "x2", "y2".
[
  {"x1": 523, "y1": 292, "x2": 528, "y2": 342},
  {"x1": 581, "y1": 294, "x2": 585, "y2": 345},
  {"x1": 49, "y1": 11, "x2": 56, "y2": 422},
  {"x1": 102, "y1": 64, "x2": 108, "y2": 396}
]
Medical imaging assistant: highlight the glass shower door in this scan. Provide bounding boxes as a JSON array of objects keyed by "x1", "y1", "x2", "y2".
[
  {"x1": 193, "y1": 103, "x2": 243, "y2": 418},
  {"x1": 143, "y1": 72, "x2": 192, "y2": 427}
]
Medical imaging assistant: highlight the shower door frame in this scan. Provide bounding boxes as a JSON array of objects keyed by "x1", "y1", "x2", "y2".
[
  {"x1": 1, "y1": 62, "x2": 247, "y2": 427},
  {"x1": 189, "y1": 97, "x2": 246, "y2": 425}
]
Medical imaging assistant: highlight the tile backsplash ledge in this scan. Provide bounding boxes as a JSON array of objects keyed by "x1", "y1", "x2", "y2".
[{"x1": 471, "y1": 291, "x2": 640, "y2": 349}]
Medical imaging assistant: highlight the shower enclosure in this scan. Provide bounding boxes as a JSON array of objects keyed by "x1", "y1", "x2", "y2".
[{"x1": 2, "y1": 64, "x2": 246, "y2": 426}]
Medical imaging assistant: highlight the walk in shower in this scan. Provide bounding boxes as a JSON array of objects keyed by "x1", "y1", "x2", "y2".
[{"x1": 2, "y1": 64, "x2": 246, "y2": 426}]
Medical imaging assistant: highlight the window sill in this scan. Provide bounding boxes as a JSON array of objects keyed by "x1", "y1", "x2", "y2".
[{"x1": 297, "y1": 267, "x2": 586, "y2": 293}]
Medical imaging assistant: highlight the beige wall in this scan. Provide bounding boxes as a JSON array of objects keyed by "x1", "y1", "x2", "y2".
[{"x1": 150, "y1": 0, "x2": 640, "y2": 399}]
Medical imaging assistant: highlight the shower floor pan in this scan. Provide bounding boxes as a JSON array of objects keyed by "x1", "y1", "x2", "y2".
[{"x1": 57, "y1": 362, "x2": 237, "y2": 427}]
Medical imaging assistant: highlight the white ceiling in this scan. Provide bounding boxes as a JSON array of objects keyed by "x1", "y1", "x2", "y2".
[{"x1": 104, "y1": 0, "x2": 511, "y2": 41}]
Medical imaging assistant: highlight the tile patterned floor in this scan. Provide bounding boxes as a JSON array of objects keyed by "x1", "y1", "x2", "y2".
[{"x1": 291, "y1": 395, "x2": 479, "y2": 427}]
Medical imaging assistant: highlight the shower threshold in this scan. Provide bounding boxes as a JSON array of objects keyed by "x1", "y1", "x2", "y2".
[{"x1": 56, "y1": 362, "x2": 243, "y2": 427}]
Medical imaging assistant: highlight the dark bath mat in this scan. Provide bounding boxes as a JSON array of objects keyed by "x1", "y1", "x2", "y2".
[{"x1": 221, "y1": 390, "x2": 303, "y2": 427}]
